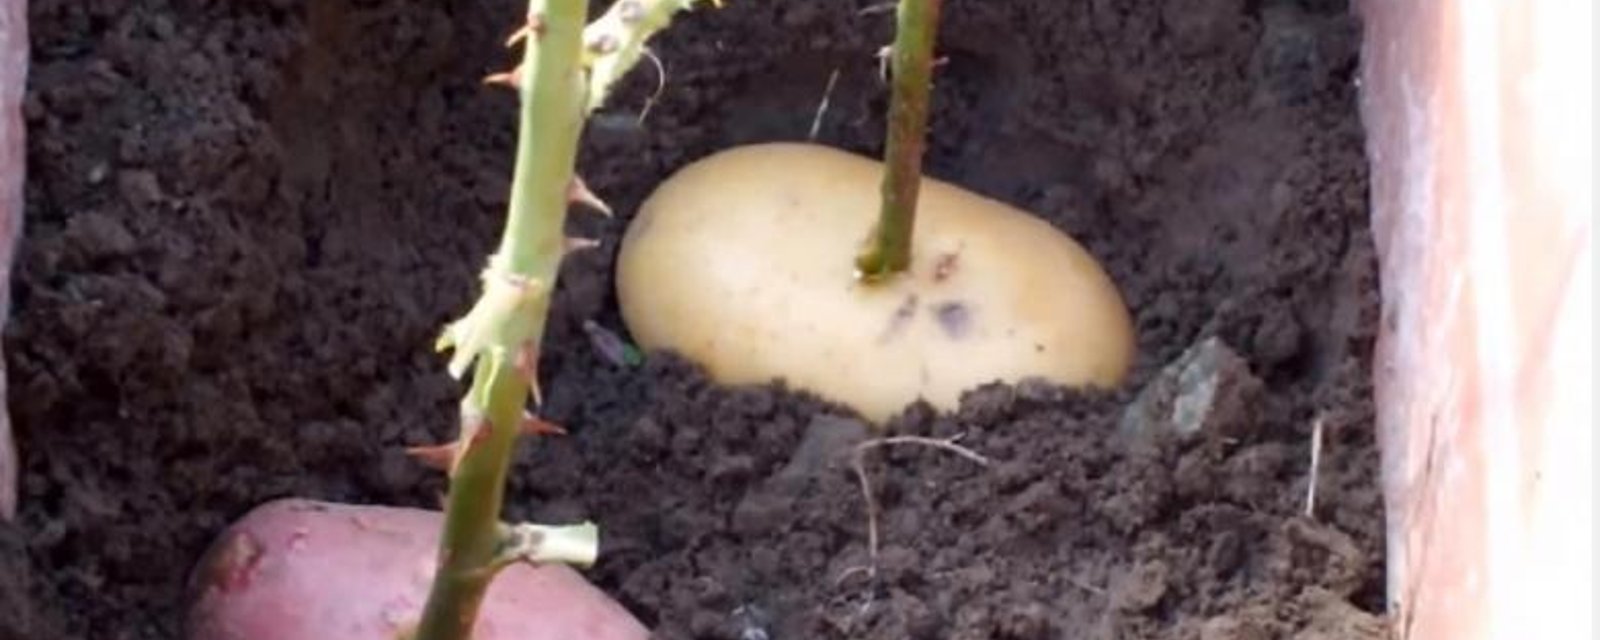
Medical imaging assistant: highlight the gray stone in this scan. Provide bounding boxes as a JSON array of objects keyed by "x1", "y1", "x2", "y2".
[
  {"x1": 731, "y1": 414, "x2": 868, "y2": 535},
  {"x1": 1112, "y1": 560, "x2": 1170, "y2": 612},
  {"x1": 63, "y1": 211, "x2": 136, "y2": 260},
  {"x1": 116, "y1": 169, "x2": 163, "y2": 208},
  {"x1": 775, "y1": 414, "x2": 870, "y2": 482},
  {"x1": 1120, "y1": 337, "x2": 1264, "y2": 441}
]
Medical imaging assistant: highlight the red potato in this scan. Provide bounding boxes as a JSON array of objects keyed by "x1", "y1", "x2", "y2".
[{"x1": 186, "y1": 498, "x2": 649, "y2": 640}]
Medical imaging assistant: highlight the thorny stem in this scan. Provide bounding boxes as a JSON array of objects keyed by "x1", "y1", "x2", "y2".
[
  {"x1": 413, "y1": 1, "x2": 704, "y2": 638},
  {"x1": 855, "y1": 0, "x2": 942, "y2": 282},
  {"x1": 583, "y1": 0, "x2": 711, "y2": 114},
  {"x1": 413, "y1": 2, "x2": 588, "y2": 638}
]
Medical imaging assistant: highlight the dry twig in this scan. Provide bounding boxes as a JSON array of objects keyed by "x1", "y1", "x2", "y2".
[
  {"x1": 808, "y1": 68, "x2": 842, "y2": 140},
  {"x1": 1305, "y1": 415, "x2": 1325, "y2": 518},
  {"x1": 849, "y1": 434, "x2": 992, "y2": 571}
]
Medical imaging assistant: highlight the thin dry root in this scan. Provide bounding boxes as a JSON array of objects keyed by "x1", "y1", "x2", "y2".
[
  {"x1": 1305, "y1": 415, "x2": 1325, "y2": 518},
  {"x1": 1066, "y1": 576, "x2": 1107, "y2": 597},
  {"x1": 847, "y1": 434, "x2": 992, "y2": 580},
  {"x1": 808, "y1": 68, "x2": 842, "y2": 141},
  {"x1": 858, "y1": 2, "x2": 897, "y2": 16},
  {"x1": 635, "y1": 47, "x2": 669, "y2": 125}
]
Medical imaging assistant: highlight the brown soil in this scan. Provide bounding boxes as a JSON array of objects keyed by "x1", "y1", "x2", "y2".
[{"x1": 1, "y1": 1, "x2": 1388, "y2": 639}]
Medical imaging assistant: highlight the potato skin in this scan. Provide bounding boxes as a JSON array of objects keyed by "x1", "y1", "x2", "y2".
[
  {"x1": 616, "y1": 142, "x2": 1135, "y2": 423},
  {"x1": 185, "y1": 498, "x2": 648, "y2": 640}
]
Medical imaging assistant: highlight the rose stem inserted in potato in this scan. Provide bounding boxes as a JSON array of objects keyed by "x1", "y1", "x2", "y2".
[
  {"x1": 616, "y1": 0, "x2": 1132, "y2": 423},
  {"x1": 410, "y1": 1, "x2": 705, "y2": 638},
  {"x1": 854, "y1": 0, "x2": 942, "y2": 282}
]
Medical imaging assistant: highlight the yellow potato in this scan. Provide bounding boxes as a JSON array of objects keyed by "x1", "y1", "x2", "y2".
[{"x1": 615, "y1": 142, "x2": 1134, "y2": 424}]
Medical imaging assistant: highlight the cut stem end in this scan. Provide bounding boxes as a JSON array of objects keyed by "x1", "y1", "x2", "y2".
[{"x1": 497, "y1": 521, "x2": 601, "y2": 569}]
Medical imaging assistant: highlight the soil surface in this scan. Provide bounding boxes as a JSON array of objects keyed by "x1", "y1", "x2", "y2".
[{"x1": 2, "y1": 1, "x2": 1388, "y2": 638}]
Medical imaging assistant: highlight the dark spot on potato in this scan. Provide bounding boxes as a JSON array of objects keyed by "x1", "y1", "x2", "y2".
[
  {"x1": 933, "y1": 250, "x2": 961, "y2": 282},
  {"x1": 932, "y1": 301, "x2": 973, "y2": 339},
  {"x1": 879, "y1": 294, "x2": 920, "y2": 343}
]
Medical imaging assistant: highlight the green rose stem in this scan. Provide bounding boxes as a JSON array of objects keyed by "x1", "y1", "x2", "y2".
[
  {"x1": 854, "y1": 0, "x2": 942, "y2": 282},
  {"x1": 407, "y1": 1, "x2": 705, "y2": 638}
]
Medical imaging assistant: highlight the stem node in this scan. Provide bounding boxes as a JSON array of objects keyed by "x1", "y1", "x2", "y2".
[{"x1": 491, "y1": 521, "x2": 601, "y2": 571}]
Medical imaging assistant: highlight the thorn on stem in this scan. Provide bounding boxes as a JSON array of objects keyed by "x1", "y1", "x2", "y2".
[
  {"x1": 404, "y1": 417, "x2": 493, "y2": 478},
  {"x1": 454, "y1": 414, "x2": 496, "y2": 469},
  {"x1": 567, "y1": 176, "x2": 613, "y2": 217},
  {"x1": 506, "y1": 14, "x2": 546, "y2": 47},
  {"x1": 521, "y1": 412, "x2": 567, "y2": 436},
  {"x1": 515, "y1": 342, "x2": 544, "y2": 406},
  {"x1": 483, "y1": 66, "x2": 521, "y2": 89},
  {"x1": 505, "y1": 27, "x2": 528, "y2": 47},
  {"x1": 434, "y1": 327, "x2": 457, "y2": 354},
  {"x1": 405, "y1": 441, "x2": 459, "y2": 473}
]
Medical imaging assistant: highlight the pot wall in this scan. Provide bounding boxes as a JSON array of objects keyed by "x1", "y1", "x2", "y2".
[{"x1": 1357, "y1": 0, "x2": 1591, "y2": 638}]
